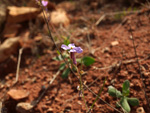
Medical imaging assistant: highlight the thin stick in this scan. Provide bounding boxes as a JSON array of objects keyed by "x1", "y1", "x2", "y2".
[
  {"x1": 95, "y1": 15, "x2": 105, "y2": 26},
  {"x1": 130, "y1": 34, "x2": 150, "y2": 110},
  {"x1": 87, "y1": 33, "x2": 92, "y2": 54},
  {"x1": 75, "y1": 65, "x2": 88, "y2": 111},
  {"x1": 84, "y1": 84, "x2": 123, "y2": 113},
  {"x1": 89, "y1": 77, "x2": 106, "y2": 112},
  {"x1": 110, "y1": 18, "x2": 128, "y2": 38},
  {"x1": 15, "y1": 48, "x2": 23, "y2": 83}
]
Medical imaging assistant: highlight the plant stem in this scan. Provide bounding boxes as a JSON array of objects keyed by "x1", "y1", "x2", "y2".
[
  {"x1": 130, "y1": 30, "x2": 150, "y2": 110},
  {"x1": 89, "y1": 77, "x2": 106, "y2": 112},
  {"x1": 75, "y1": 65, "x2": 88, "y2": 111}
]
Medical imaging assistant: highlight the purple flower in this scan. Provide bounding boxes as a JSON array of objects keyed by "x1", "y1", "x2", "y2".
[
  {"x1": 61, "y1": 43, "x2": 83, "y2": 53},
  {"x1": 42, "y1": 0, "x2": 48, "y2": 7},
  {"x1": 61, "y1": 43, "x2": 83, "y2": 65}
]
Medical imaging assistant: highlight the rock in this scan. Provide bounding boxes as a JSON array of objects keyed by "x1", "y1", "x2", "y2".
[
  {"x1": 0, "y1": 37, "x2": 20, "y2": 63},
  {"x1": 50, "y1": 9, "x2": 70, "y2": 27},
  {"x1": 16, "y1": 102, "x2": 33, "y2": 113},
  {"x1": 7, "y1": 6, "x2": 41, "y2": 23},
  {"x1": 136, "y1": 107, "x2": 145, "y2": 113},
  {"x1": 3, "y1": 24, "x2": 21, "y2": 38},
  {"x1": 7, "y1": 89, "x2": 29, "y2": 100},
  {"x1": 111, "y1": 41, "x2": 119, "y2": 46}
]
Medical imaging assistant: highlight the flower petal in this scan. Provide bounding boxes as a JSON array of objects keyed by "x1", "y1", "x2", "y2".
[
  {"x1": 61, "y1": 44, "x2": 70, "y2": 50},
  {"x1": 69, "y1": 49, "x2": 76, "y2": 53},
  {"x1": 42, "y1": 1, "x2": 48, "y2": 7},
  {"x1": 74, "y1": 47, "x2": 83, "y2": 53},
  {"x1": 68, "y1": 43, "x2": 76, "y2": 48}
]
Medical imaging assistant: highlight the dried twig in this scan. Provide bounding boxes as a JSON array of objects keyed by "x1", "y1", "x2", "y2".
[
  {"x1": 129, "y1": 29, "x2": 150, "y2": 110},
  {"x1": 15, "y1": 48, "x2": 23, "y2": 83},
  {"x1": 110, "y1": 18, "x2": 128, "y2": 38},
  {"x1": 86, "y1": 33, "x2": 92, "y2": 54},
  {"x1": 84, "y1": 84, "x2": 123, "y2": 113}
]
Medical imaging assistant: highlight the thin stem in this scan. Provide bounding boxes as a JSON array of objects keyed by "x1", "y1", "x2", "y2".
[
  {"x1": 84, "y1": 84, "x2": 123, "y2": 113},
  {"x1": 89, "y1": 77, "x2": 106, "y2": 112},
  {"x1": 15, "y1": 48, "x2": 23, "y2": 83},
  {"x1": 75, "y1": 65, "x2": 88, "y2": 111},
  {"x1": 130, "y1": 34, "x2": 150, "y2": 109}
]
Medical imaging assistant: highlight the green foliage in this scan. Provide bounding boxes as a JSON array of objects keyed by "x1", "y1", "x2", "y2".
[
  {"x1": 127, "y1": 98, "x2": 139, "y2": 106},
  {"x1": 120, "y1": 97, "x2": 131, "y2": 113},
  {"x1": 52, "y1": 55, "x2": 63, "y2": 61},
  {"x1": 108, "y1": 86, "x2": 122, "y2": 98},
  {"x1": 52, "y1": 53, "x2": 69, "y2": 61},
  {"x1": 122, "y1": 80, "x2": 130, "y2": 96},
  {"x1": 59, "y1": 63, "x2": 66, "y2": 71},
  {"x1": 82, "y1": 56, "x2": 95, "y2": 66},
  {"x1": 108, "y1": 80, "x2": 139, "y2": 113},
  {"x1": 53, "y1": 39, "x2": 95, "y2": 78},
  {"x1": 61, "y1": 68, "x2": 70, "y2": 78},
  {"x1": 63, "y1": 36, "x2": 70, "y2": 46},
  {"x1": 53, "y1": 54, "x2": 95, "y2": 78}
]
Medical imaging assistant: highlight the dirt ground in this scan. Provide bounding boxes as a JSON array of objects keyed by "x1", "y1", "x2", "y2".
[{"x1": 0, "y1": 1, "x2": 150, "y2": 113}]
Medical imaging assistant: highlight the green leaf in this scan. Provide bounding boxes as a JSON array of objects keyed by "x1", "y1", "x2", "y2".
[
  {"x1": 61, "y1": 68, "x2": 70, "y2": 78},
  {"x1": 64, "y1": 37, "x2": 70, "y2": 46},
  {"x1": 108, "y1": 86, "x2": 122, "y2": 98},
  {"x1": 127, "y1": 98, "x2": 139, "y2": 106},
  {"x1": 82, "y1": 56, "x2": 95, "y2": 66},
  {"x1": 120, "y1": 97, "x2": 131, "y2": 113},
  {"x1": 59, "y1": 63, "x2": 66, "y2": 70},
  {"x1": 56, "y1": 50, "x2": 60, "y2": 55},
  {"x1": 52, "y1": 55, "x2": 63, "y2": 61},
  {"x1": 52, "y1": 53, "x2": 69, "y2": 61},
  {"x1": 76, "y1": 58, "x2": 82, "y2": 63},
  {"x1": 122, "y1": 80, "x2": 130, "y2": 96},
  {"x1": 116, "y1": 102, "x2": 121, "y2": 108}
]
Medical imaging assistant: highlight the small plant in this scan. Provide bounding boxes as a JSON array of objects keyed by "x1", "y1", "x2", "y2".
[
  {"x1": 53, "y1": 43, "x2": 95, "y2": 78},
  {"x1": 108, "y1": 80, "x2": 139, "y2": 113}
]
